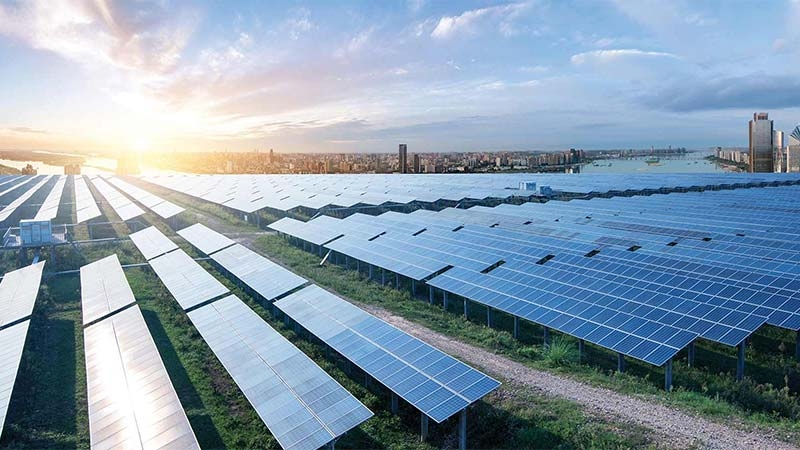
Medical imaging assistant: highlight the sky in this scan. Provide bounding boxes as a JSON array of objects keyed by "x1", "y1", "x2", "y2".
[{"x1": 0, "y1": 0, "x2": 799, "y2": 154}]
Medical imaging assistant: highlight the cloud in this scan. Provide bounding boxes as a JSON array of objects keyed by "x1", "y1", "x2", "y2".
[
  {"x1": 283, "y1": 8, "x2": 313, "y2": 40},
  {"x1": 0, "y1": 0, "x2": 197, "y2": 75},
  {"x1": 431, "y1": 2, "x2": 530, "y2": 40},
  {"x1": 8, "y1": 127, "x2": 48, "y2": 134},
  {"x1": 644, "y1": 74, "x2": 800, "y2": 112},
  {"x1": 570, "y1": 49, "x2": 677, "y2": 65}
]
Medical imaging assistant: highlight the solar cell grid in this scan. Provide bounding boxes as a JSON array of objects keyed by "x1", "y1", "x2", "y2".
[
  {"x1": 275, "y1": 285, "x2": 500, "y2": 423},
  {"x1": 80, "y1": 254, "x2": 136, "y2": 325},
  {"x1": 129, "y1": 225, "x2": 179, "y2": 261},
  {"x1": 84, "y1": 305, "x2": 200, "y2": 450},
  {"x1": 0, "y1": 261, "x2": 45, "y2": 327},
  {"x1": 187, "y1": 294, "x2": 372, "y2": 450},
  {"x1": 148, "y1": 249, "x2": 229, "y2": 310}
]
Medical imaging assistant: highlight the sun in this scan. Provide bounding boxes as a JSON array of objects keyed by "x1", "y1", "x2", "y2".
[{"x1": 131, "y1": 136, "x2": 152, "y2": 153}]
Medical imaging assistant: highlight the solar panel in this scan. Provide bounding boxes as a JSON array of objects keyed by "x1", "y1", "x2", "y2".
[
  {"x1": 148, "y1": 249, "x2": 229, "y2": 310},
  {"x1": 80, "y1": 254, "x2": 136, "y2": 325},
  {"x1": 177, "y1": 223, "x2": 235, "y2": 255},
  {"x1": 0, "y1": 320, "x2": 29, "y2": 438},
  {"x1": 0, "y1": 176, "x2": 34, "y2": 199},
  {"x1": 105, "y1": 176, "x2": 185, "y2": 219},
  {"x1": 209, "y1": 244, "x2": 307, "y2": 301},
  {"x1": 187, "y1": 294, "x2": 372, "y2": 450},
  {"x1": 88, "y1": 177, "x2": 144, "y2": 221},
  {"x1": 84, "y1": 305, "x2": 200, "y2": 450},
  {"x1": 0, "y1": 261, "x2": 45, "y2": 327},
  {"x1": 275, "y1": 285, "x2": 500, "y2": 423},
  {"x1": 129, "y1": 226, "x2": 179, "y2": 261},
  {"x1": 33, "y1": 176, "x2": 66, "y2": 221},
  {"x1": 0, "y1": 176, "x2": 52, "y2": 222},
  {"x1": 75, "y1": 176, "x2": 102, "y2": 223}
]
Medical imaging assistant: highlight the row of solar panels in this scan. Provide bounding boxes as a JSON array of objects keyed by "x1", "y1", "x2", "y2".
[
  {"x1": 129, "y1": 224, "x2": 500, "y2": 444},
  {"x1": 0, "y1": 175, "x2": 184, "y2": 227},
  {"x1": 268, "y1": 185, "x2": 800, "y2": 367},
  {"x1": 0, "y1": 262, "x2": 45, "y2": 440},
  {"x1": 137, "y1": 172, "x2": 800, "y2": 214}
]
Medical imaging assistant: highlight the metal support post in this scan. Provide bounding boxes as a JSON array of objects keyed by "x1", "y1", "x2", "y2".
[
  {"x1": 513, "y1": 317, "x2": 519, "y2": 339},
  {"x1": 420, "y1": 414, "x2": 429, "y2": 442},
  {"x1": 443, "y1": 291, "x2": 448, "y2": 310},
  {"x1": 486, "y1": 307, "x2": 493, "y2": 328},
  {"x1": 459, "y1": 408, "x2": 467, "y2": 450},
  {"x1": 617, "y1": 353, "x2": 626, "y2": 373},
  {"x1": 795, "y1": 331, "x2": 800, "y2": 360},
  {"x1": 543, "y1": 327, "x2": 550, "y2": 346},
  {"x1": 687, "y1": 341, "x2": 695, "y2": 367},
  {"x1": 429, "y1": 286, "x2": 434, "y2": 304},
  {"x1": 664, "y1": 358, "x2": 673, "y2": 391},
  {"x1": 391, "y1": 393, "x2": 399, "y2": 414},
  {"x1": 736, "y1": 342, "x2": 745, "y2": 381},
  {"x1": 463, "y1": 298, "x2": 468, "y2": 318}
]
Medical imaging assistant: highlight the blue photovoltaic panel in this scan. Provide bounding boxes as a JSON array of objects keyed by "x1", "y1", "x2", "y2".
[
  {"x1": 427, "y1": 266, "x2": 696, "y2": 366},
  {"x1": 84, "y1": 306, "x2": 200, "y2": 450},
  {"x1": 275, "y1": 285, "x2": 500, "y2": 423},
  {"x1": 187, "y1": 294, "x2": 372, "y2": 450},
  {"x1": 326, "y1": 235, "x2": 449, "y2": 281},
  {"x1": 148, "y1": 249, "x2": 229, "y2": 310},
  {"x1": 129, "y1": 226, "x2": 179, "y2": 261},
  {"x1": 209, "y1": 244, "x2": 307, "y2": 301},
  {"x1": 0, "y1": 320, "x2": 30, "y2": 439},
  {"x1": 177, "y1": 223, "x2": 236, "y2": 255}
]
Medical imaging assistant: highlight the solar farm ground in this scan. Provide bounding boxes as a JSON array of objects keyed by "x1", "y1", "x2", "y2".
[{"x1": 2, "y1": 176, "x2": 800, "y2": 449}]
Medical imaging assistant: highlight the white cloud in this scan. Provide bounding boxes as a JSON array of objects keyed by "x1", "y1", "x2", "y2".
[
  {"x1": 431, "y1": 2, "x2": 530, "y2": 40},
  {"x1": 407, "y1": 0, "x2": 426, "y2": 14},
  {"x1": 335, "y1": 27, "x2": 375, "y2": 58},
  {"x1": 571, "y1": 49, "x2": 677, "y2": 65},
  {"x1": 284, "y1": 8, "x2": 313, "y2": 40},
  {"x1": 0, "y1": 0, "x2": 196, "y2": 75}
]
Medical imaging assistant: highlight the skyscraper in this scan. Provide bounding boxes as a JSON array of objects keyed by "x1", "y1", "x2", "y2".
[
  {"x1": 788, "y1": 125, "x2": 800, "y2": 173},
  {"x1": 774, "y1": 130, "x2": 785, "y2": 172},
  {"x1": 749, "y1": 112, "x2": 774, "y2": 172},
  {"x1": 412, "y1": 153, "x2": 420, "y2": 173},
  {"x1": 398, "y1": 144, "x2": 408, "y2": 173}
]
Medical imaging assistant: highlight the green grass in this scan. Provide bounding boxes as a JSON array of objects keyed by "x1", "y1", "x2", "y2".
[{"x1": 254, "y1": 234, "x2": 800, "y2": 444}]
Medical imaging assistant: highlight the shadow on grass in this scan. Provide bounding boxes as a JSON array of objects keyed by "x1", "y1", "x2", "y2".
[
  {"x1": 141, "y1": 309, "x2": 225, "y2": 449},
  {"x1": 1, "y1": 318, "x2": 78, "y2": 449}
]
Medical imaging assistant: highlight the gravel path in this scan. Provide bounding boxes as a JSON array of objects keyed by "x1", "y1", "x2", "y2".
[{"x1": 357, "y1": 303, "x2": 798, "y2": 450}]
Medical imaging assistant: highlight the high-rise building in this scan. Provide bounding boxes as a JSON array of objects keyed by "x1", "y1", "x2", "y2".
[
  {"x1": 788, "y1": 125, "x2": 800, "y2": 173},
  {"x1": 749, "y1": 112, "x2": 774, "y2": 172},
  {"x1": 412, "y1": 153, "x2": 420, "y2": 173},
  {"x1": 774, "y1": 130, "x2": 785, "y2": 172},
  {"x1": 398, "y1": 144, "x2": 408, "y2": 173}
]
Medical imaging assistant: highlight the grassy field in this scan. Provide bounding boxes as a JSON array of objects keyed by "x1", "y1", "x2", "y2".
[
  {"x1": 253, "y1": 234, "x2": 800, "y2": 444},
  {"x1": 0, "y1": 233, "x2": 658, "y2": 449}
]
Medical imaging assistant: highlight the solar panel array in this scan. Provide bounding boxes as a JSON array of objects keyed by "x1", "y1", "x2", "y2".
[
  {"x1": 0, "y1": 261, "x2": 45, "y2": 328},
  {"x1": 140, "y1": 172, "x2": 800, "y2": 214},
  {"x1": 0, "y1": 176, "x2": 34, "y2": 200},
  {"x1": 33, "y1": 176, "x2": 67, "y2": 221},
  {"x1": 80, "y1": 254, "x2": 136, "y2": 325},
  {"x1": 275, "y1": 285, "x2": 501, "y2": 422},
  {"x1": 75, "y1": 176, "x2": 102, "y2": 223},
  {"x1": 105, "y1": 176, "x2": 185, "y2": 219},
  {"x1": 0, "y1": 176, "x2": 52, "y2": 222},
  {"x1": 147, "y1": 249, "x2": 230, "y2": 310},
  {"x1": 187, "y1": 294, "x2": 372, "y2": 450},
  {"x1": 210, "y1": 244, "x2": 307, "y2": 301},
  {"x1": 88, "y1": 176, "x2": 145, "y2": 221},
  {"x1": 270, "y1": 184, "x2": 800, "y2": 366},
  {"x1": 0, "y1": 321, "x2": 30, "y2": 439},
  {"x1": 176, "y1": 223, "x2": 235, "y2": 255},
  {"x1": 84, "y1": 305, "x2": 200, "y2": 450},
  {"x1": 129, "y1": 226, "x2": 179, "y2": 261}
]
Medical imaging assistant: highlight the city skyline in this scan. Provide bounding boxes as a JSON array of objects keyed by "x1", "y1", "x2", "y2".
[{"x1": 2, "y1": 1, "x2": 800, "y2": 154}]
